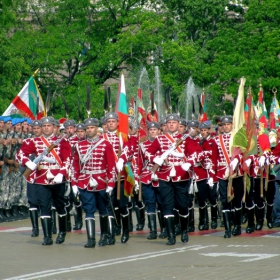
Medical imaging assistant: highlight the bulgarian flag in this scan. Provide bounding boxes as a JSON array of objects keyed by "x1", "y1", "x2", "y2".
[
  {"x1": 3, "y1": 75, "x2": 45, "y2": 120},
  {"x1": 117, "y1": 73, "x2": 129, "y2": 145}
]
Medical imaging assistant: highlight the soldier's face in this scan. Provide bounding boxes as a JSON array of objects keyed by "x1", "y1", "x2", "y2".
[
  {"x1": 77, "y1": 129, "x2": 86, "y2": 139},
  {"x1": 32, "y1": 126, "x2": 42, "y2": 137},
  {"x1": 6, "y1": 121, "x2": 12, "y2": 130},
  {"x1": 86, "y1": 126, "x2": 98, "y2": 138},
  {"x1": 106, "y1": 119, "x2": 118, "y2": 132},
  {"x1": 178, "y1": 125, "x2": 186, "y2": 134},
  {"x1": 189, "y1": 127, "x2": 199, "y2": 137},
  {"x1": 42, "y1": 123, "x2": 54, "y2": 136},
  {"x1": 223, "y1": 123, "x2": 232, "y2": 133},
  {"x1": 66, "y1": 126, "x2": 76, "y2": 136},
  {"x1": 102, "y1": 123, "x2": 108, "y2": 133},
  {"x1": 200, "y1": 128, "x2": 210, "y2": 138},
  {"x1": 149, "y1": 128, "x2": 160, "y2": 138},
  {"x1": 166, "y1": 120, "x2": 179, "y2": 133},
  {"x1": 161, "y1": 124, "x2": 167, "y2": 134},
  {"x1": 0, "y1": 121, "x2": 4, "y2": 130}
]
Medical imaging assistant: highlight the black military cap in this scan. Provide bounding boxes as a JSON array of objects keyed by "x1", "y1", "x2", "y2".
[
  {"x1": 148, "y1": 122, "x2": 160, "y2": 130},
  {"x1": 105, "y1": 112, "x2": 119, "y2": 122},
  {"x1": 76, "y1": 123, "x2": 86, "y2": 131},
  {"x1": 84, "y1": 118, "x2": 99, "y2": 127},
  {"x1": 221, "y1": 115, "x2": 233, "y2": 124},
  {"x1": 188, "y1": 120, "x2": 199, "y2": 128},
  {"x1": 30, "y1": 120, "x2": 42, "y2": 127},
  {"x1": 179, "y1": 118, "x2": 187, "y2": 126},
  {"x1": 41, "y1": 116, "x2": 56, "y2": 125},
  {"x1": 166, "y1": 114, "x2": 180, "y2": 122},
  {"x1": 199, "y1": 120, "x2": 212, "y2": 129}
]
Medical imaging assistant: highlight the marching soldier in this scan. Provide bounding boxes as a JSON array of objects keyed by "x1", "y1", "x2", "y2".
[
  {"x1": 104, "y1": 112, "x2": 131, "y2": 243},
  {"x1": 145, "y1": 114, "x2": 204, "y2": 245},
  {"x1": 199, "y1": 121, "x2": 219, "y2": 229},
  {"x1": 214, "y1": 115, "x2": 244, "y2": 238},
  {"x1": 63, "y1": 119, "x2": 81, "y2": 231},
  {"x1": 71, "y1": 118, "x2": 116, "y2": 248},
  {"x1": 137, "y1": 121, "x2": 167, "y2": 239},
  {"x1": 16, "y1": 116, "x2": 72, "y2": 246},
  {"x1": 25, "y1": 120, "x2": 43, "y2": 237}
]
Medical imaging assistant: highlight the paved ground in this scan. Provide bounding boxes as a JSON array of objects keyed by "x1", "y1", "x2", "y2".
[{"x1": 1, "y1": 214, "x2": 280, "y2": 280}]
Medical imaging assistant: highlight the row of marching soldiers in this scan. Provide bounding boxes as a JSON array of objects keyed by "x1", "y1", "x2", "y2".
[{"x1": 12, "y1": 111, "x2": 280, "y2": 247}]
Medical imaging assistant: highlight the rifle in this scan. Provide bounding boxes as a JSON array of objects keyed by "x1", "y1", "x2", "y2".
[
  {"x1": 1, "y1": 130, "x2": 10, "y2": 174},
  {"x1": 260, "y1": 166, "x2": 264, "y2": 198},
  {"x1": 23, "y1": 134, "x2": 67, "y2": 179},
  {"x1": 151, "y1": 133, "x2": 189, "y2": 174}
]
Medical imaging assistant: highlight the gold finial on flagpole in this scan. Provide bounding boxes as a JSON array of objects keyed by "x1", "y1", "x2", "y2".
[{"x1": 32, "y1": 68, "x2": 40, "y2": 77}]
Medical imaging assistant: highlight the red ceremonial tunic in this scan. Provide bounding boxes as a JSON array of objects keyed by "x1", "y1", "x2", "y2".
[
  {"x1": 72, "y1": 137, "x2": 116, "y2": 191},
  {"x1": 16, "y1": 134, "x2": 72, "y2": 185},
  {"x1": 145, "y1": 132, "x2": 202, "y2": 182},
  {"x1": 214, "y1": 132, "x2": 243, "y2": 180}
]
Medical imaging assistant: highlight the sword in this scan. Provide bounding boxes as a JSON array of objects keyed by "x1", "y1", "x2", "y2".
[{"x1": 107, "y1": 192, "x2": 119, "y2": 226}]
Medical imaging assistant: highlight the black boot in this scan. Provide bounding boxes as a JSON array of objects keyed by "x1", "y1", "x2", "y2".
[
  {"x1": 41, "y1": 217, "x2": 53, "y2": 245},
  {"x1": 56, "y1": 215, "x2": 67, "y2": 244},
  {"x1": 211, "y1": 205, "x2": 218, "y2": 229},
  {"x1": 66, "y1": 205, "x2": 72, "y2": 232},
  {"x1": 180, "y1": 215, "x2": 189, "y2": 243},
  {"x1": 165, "y1": 216, "x2": 176, "y2": 245},
  {"x1": 242, "y1": 203, "x2": 248, "y2": 224},
  {"x1": 147, "y1": 214, "x2": 157, "y2": 240},
  {"x1": 128, "y1": 207, "x2": 133, "y2": 232},
  {"x1": 85, "y1": 218, "x2": 96, "y2": 248},
  {"x1": 73, "y1": 206, "x2": 83, "y2": 230},
  {"x1": 98, "y1": 215, "x2": 108, "y2": 246},
  {"x1": 136, "y1": 207, "x2": 145, "y2": 231},
  {"x1": 114, "y1": 208, "x2": 121, "y2": 235},
  {"x1": 187, "y1": 208, "x2": 195, "y2": 232},
  {"x1": 29, "y1": 209, "x2": 39, "y2": 237},
  {"x1": 107, "y1": 216, "x2": 116, "y2": 245},
  {"x1": 223, "y1": 211, "x2": 231, "y2": 238},
  {"x1": 246, "y1": 207, "x2": 255, "y2": 233},
  {"x1": 232, "y1": 209, "x2": 242, "y2": 236},
  {"x1": 266, "y1": 204, "x2": 273, "y2": 229},
  {"x1": 121, "y1": 215, "x2": 130, "y2": 243},
  {"x1": 198, "y1": 207, "x2": 206, "y2": 231},
  {"x1": 157, "y1": 211, "x2": 168, "y2": 238},
  {"x1": 174, "y1": 209, "x2": 181, "y2": 235},
  {"x1": 256, "y1": 207, "x2": 264, "y2": 230},
  {"x1": 51, "y1": 208, "x2": 57, "y2": 234}
]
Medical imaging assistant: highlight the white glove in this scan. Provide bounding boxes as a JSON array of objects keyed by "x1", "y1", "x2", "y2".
[
  {"x1": 72, "y1": 185, "x2": 79, "y2": 196},
  {"x1": 258, "y1": 156, "x2": 266, "y2": 167},
  {"x1": 26, "y1": 161, "x2": 37, "y2": 171},
  {"x1": 134, "y1": 181, "x2": 140, "y2": 191},
  {"x1": 151, "y1": 173, "x2": 158, "y2": 181},
  {"x1": 53, "y1": 173, "x2": 63, "y2": 184},
  {"x1": 153, "y1": 156, "x2": 164, "y2": 166},
  {"x1": 245, "y1": 158, "x2": 252, "y2": 167},
  {"x1": 181, "y1": 162, "x2": 191, "y2": 171},
  {"x1": 116, "y1": 158, "x2": 124, "y2": 172},
  {"x1": 230, "y1": 158, "x2": 239, "y2": 170},
  {"x1": 106, "y1": 186, "x2": 113, "y2": 195},
  {"x1": 207, "y1": 177, "x2": 214, "y2": 187}
]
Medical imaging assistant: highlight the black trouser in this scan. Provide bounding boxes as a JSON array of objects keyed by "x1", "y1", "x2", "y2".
[
  {"x1": 218, "y1": 177, "x2": 244, "y2": 211},
  {"x1": 36, "y1": 183, "x2": 67, "y2": 217},
  {"x1": 196, "y1": 180, "x2": 218, "y2": 207},
  {"x1": 158, "y1": 179, "x2": 190, "y2": 216},
  {"x1": 113, "y1": 181, "x2": 129, "y2": 216},
  {"x1": 27, "y1": 182, "x2": 39, "y2": 209}
]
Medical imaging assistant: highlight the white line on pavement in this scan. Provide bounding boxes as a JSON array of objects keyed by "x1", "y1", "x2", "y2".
[{"x1": 4, "y1": 245, "x2": 218, "y2": 280}]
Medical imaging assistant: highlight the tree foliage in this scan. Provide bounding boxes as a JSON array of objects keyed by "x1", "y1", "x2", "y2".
[{"x1": 0, "y1": 0, "x2": 279, "y2": 121}]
